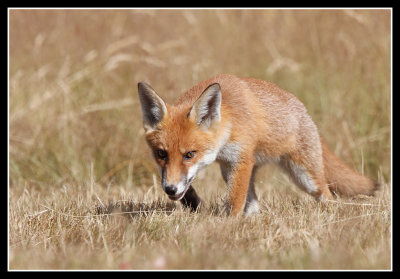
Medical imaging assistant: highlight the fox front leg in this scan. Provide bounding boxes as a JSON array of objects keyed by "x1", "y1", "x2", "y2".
[
  {"x1": 221, "y1": 158, "x2": 255, "y2": 216},
  {"x1": 180, "y1": 185, "x2": 202, "y2": 212}
]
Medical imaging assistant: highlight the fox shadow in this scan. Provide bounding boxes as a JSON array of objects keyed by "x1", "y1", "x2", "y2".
[{"x1": 94, "y1": 198, "x2": 225, "y2": 219}]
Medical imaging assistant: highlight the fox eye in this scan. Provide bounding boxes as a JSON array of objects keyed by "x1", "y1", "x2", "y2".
[
  {"x1": 183, "y1": 151, "x2": 196, "y2": 160},
  {"x1": 156, "y1": 149, "x2": 167, "y2": 160}
]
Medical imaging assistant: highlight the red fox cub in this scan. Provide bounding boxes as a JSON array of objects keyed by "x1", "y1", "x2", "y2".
[{"x1": 138, "y1": 74, "x2": 379, "y2": 216}]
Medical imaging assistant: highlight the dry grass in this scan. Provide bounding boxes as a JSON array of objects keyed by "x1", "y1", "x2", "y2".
[
  {"x1": 9, "y1": 178, "x2": 391, "y2": 270},
  {"x1": 9, "y1": 9, "x2": 391, "y2": 270}
]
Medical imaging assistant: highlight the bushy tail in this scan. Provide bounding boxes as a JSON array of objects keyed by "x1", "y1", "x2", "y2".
[{"x1": 321, "y1": 138, "x2": 380, "y2": 197}]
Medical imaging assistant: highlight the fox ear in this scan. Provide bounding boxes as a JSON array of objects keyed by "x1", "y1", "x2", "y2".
[
  {"x1": 138, "y1": 82, "x2": 167, "y2": 132},
  {"x1": 189, "y1": 83, "x2": 222, "y2": 129}
]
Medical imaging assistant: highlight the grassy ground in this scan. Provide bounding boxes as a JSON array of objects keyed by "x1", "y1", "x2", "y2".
[{"x1": 9, "y1": 9, "x2": 391, "y2": 270}]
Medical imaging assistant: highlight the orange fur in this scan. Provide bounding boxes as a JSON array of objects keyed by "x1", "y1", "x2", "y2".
[
  {"x1": 321, "y1": 137, "x2": 379, "y2": 197},
  {"x1": 138, "y1": 74, "x2": 379, "y2": 216}
]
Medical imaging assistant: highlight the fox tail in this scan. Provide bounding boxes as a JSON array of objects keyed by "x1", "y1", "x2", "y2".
[{"x1": 321, "y1": 138, "x2": 380, "y2": 197}]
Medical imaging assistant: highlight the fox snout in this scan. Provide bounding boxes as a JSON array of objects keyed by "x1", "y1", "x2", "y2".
[
  {"x1": 164, "y1": 184, "x2": 178, "y2": 196},
  {"x1": 161, "y1": 168, "x2": 191, "y2": 201},
  {"x1": 162, "y1": 180, "x2": 190, "y2": 201}
]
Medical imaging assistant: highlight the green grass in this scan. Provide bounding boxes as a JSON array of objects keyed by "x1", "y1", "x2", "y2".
[{"x1": 9, "y1": 9, "x2": 391, "y2": 270}]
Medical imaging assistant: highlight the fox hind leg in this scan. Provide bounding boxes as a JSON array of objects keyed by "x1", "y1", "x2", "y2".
[{"x1": 281, "y1": 157, "x2": 332, "y2": 201}]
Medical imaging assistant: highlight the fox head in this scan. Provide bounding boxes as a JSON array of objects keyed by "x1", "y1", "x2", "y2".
[{"x1": 138, "y1": 82, "x2": 222, "y2": 201}]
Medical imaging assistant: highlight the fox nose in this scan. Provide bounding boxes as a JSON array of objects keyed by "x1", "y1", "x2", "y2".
[{"x1": 164, "y1": 185, "x2": 177, "y2": 196}]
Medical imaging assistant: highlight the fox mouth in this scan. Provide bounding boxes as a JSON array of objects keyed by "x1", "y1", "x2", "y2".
[
  {"x1": 166, "y1": 182, "x2": 191, "y2": 201},
  {"x1": 167, "y1": 192, "x2": 185, "y2": 201}
]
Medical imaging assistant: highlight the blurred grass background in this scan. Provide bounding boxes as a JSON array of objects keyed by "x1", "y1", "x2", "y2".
[
  {"x1": 9, "y1": 9, "x2": 391, "y2": 270},
  {"x1": 9, "y1": 9, "x2": 390, "y2": 190}
]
